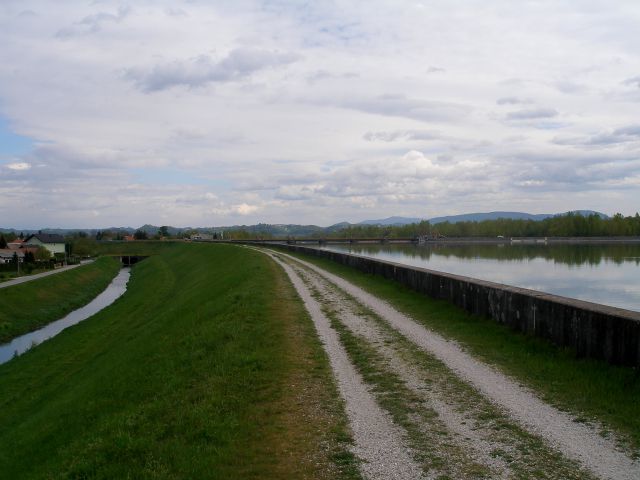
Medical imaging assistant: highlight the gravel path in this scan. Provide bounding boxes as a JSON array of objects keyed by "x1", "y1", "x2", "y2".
[
  {"x1": 266, "y1": 251, "x2": 426, "y2": 480},
  {"x1": 268, "y1": 248, "x2": 640, "y2": 480},
  {"x1": 294, "y1": 262, "x2": 517, "y2": 478}
]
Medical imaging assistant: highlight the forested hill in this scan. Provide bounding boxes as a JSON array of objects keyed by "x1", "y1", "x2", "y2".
[
  {"x1": 313, "y1": 212, "x2": 640, "y2": 239},
  {"x1": 2, "y1": 212, "x2": 639, "y2": 241}
]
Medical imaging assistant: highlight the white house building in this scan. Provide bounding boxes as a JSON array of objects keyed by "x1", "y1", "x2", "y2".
[
  {"x1": 190, "y1": 233, "x2": 214, "y2": 241},
  {"x1": 24, "y1": 233, "x2": 66, "y2": 256}
]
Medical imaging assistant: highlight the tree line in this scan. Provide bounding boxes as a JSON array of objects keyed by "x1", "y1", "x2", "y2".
[{"x1": 320, "y1": 212, "x2": 640, "y2": 239}]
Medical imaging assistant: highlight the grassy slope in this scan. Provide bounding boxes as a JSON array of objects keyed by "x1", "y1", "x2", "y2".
[
  {"x1": 0, "y1": 257, "x2": 121, "y2": 343},
  {"x1": 94, "y1": 240, "x2": 181, "y2": 256},
  {"x1": 280, "y1": 248, "x2": 640, "y2": 455},
  {"x1": 0, "y1": 244, "x2": 357, "y2": 479}
]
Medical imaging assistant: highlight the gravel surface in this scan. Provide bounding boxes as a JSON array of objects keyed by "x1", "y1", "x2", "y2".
[
  {"x1": 265, "y1": 251, "x2": 426, "y2": 480},
  {"x1": 271, "y1": 249, "x2": 640, "y2": 480},
  {"x1": 294, "y1": 262, "x2": 515, "y2": 478}
]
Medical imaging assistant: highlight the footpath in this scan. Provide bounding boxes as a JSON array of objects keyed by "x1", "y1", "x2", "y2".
[
  {"x1": 259, "y1": 247, "x2": 640, "y2": 480},
  {"x1": 0, "y1": 260, "x2": 94, "y2": 289}
]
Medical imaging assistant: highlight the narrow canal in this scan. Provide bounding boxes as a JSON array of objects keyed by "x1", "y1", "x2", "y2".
[{"x1": 0, "y1": 268, "x2": 131, "y2": 365}]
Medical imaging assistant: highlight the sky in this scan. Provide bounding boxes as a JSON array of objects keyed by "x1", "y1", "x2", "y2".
[{"x1": 1, "y1": 1, "x2": 639, "y2": 229}]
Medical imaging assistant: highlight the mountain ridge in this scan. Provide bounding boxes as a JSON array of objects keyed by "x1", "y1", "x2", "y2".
[{"x1": 0, "y1": 210, "x2": 611, "y2": 236}]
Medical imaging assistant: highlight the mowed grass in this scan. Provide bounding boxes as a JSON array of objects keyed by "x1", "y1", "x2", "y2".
[
  {"x1": 95, "y1": 240, "x2": 181, "y2": 256},
  {"x1": 279, "y1": 247, "x2": 640, "y2": 455},
  {"x1": 0, "y1": 243, "x2": 358, "y2": 479},
  {"x1": 0, "y1": 256, "x2": 121, "y2": 343}
]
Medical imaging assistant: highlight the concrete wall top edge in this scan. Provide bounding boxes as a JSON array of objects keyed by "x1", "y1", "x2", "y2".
[{"x1": 283, "y1": 244, "x2": 640, "y2": 322}]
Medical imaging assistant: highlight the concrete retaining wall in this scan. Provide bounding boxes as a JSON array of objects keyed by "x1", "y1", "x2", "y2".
[{"x1": 270, "y1": 243, "x2": 640, "y2": 367}]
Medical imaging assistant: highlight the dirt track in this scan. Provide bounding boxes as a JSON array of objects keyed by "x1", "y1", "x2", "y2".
[{"x1": 260, "y1": 248, "x2": 640, "y2": 480}]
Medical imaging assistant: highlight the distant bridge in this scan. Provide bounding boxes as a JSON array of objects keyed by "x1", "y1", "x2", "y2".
[{"x1": 227, "y1": 237, "x2": 432, "y2": 245}]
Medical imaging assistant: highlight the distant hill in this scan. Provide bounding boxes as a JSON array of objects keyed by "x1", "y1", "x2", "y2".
[
  {"x1": 358, "y1": 216, "x2": 425, "y2": 226},
  {"x1": 0, "y1": 210, "x2": 612, "y2": 237},
  {"x1": 428, "y1": 210, "x2": 608, "y2": 224},
  {"x1": 216, "y1": 223, "x2": 325, "y2": 237}
]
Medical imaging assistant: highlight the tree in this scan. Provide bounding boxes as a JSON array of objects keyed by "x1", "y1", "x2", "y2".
[
  {"x1": 134, "y1": 229, "x2": 148, "y2": 240},
  {"x1": 0, "y1": 235, "x2": 6, "y2": 249},
  {"x1": 35, "y1": 246, "x2": 51, "y2": 262},
  {"x1": 158, "y1": 226, "x2": 169, "y2": 238}
]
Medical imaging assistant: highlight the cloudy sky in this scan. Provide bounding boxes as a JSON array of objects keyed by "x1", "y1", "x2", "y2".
[{"x1": 1, "y1": 1, "x2": 639, "y2": 229}]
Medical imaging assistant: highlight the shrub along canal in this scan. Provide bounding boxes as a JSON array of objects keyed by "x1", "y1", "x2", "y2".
[{"x1": 0, "y1": 268, "x2": 130, "y2": 364}]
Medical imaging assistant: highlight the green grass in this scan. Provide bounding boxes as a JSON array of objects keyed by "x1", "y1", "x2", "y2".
[
  {"x1": 95, "y1": 240, "x2": 181, "y2": 256},
  {"x1": 0, "y1": 243, "x2": 358, "y2": 479},
  {"x1": 0, "y1": 266, "x2": 54, "y2": 283},
  {"x1": 0, "y1": 256, "x2": 121, "y2": 343},
  {"x1": 278, "y1": 247, "x2": 640, "y2": 455}
]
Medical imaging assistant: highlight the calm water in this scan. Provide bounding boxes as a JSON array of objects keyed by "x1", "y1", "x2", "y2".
[
  {"x1": 322, "y1": 243, "x2": 640, "y2": 312},
  {"x1": 0, "y1": 268, "x2": 130, "y2": 365}
]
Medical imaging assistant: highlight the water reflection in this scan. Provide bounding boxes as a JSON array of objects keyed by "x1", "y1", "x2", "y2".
[
  {"x1": 323, "y1": 244, "x2": 640, "y2": 312},
  {"x1": 0, "y1": 268, "x2": 130, "y2": 365}
]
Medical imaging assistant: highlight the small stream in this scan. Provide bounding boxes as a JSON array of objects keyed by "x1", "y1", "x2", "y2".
[{"x1": 0, "y1": 268, "x2": 131, "y2": 365}]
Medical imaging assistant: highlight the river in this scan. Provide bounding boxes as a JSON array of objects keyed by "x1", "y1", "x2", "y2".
[
  {"x1": 0, "y1": 267, "x2": 130, "y2": 365},
  {"x1": 322, "y1": 243, "x2": 640, "y2": 312}
]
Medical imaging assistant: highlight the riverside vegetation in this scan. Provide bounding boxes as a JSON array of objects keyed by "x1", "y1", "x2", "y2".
[{"x1": 0, "y1": 243, "x2": 359, "y2": 479}]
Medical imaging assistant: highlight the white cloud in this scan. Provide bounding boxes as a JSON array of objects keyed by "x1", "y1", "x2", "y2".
[
  {"x1": 5, "y1": 162, "x2": 31, "y2": 170},
  {"x1": 0, "y1": 1, "x2": 639, "y2": 228}
]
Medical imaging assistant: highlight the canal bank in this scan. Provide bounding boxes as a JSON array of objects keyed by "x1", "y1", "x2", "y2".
[
  {"x1": 0, "y1": 256, "x2": 122, "y2": 344},
  {"x1": 262, "y1": 243, "x2": 640, "y2": 367},
  {"x1": 0, "y1": 268, "x2": 130, "y2": 364}
]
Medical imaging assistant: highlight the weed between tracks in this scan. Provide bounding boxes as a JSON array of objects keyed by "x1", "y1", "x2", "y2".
[{"x1": 301, "y1": 264, "x2": 590, "y2": 479}]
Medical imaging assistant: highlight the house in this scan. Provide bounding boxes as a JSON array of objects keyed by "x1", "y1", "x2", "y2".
[
  {"x1": 0, "y1": 249, "x2": 24, "y2": 264},
  {"x1": 123, "y1": 235, "x2": 135, "y2": 242},
  {"x1": 24, "y1": 233, "x2": 66, "y2": 256},
  {"x1": 7, "y1": 238, "x2": 25, "y2": 250},
  {"x1": 190, "y1": 233, "x2": 214, "y2": 241}
]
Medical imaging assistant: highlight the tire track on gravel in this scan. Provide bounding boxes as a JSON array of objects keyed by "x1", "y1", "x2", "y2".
[
  {"x1": 268, "y1": 248, "x2": 640, "y2": 480},
  {"x1": 289, "y1": 255, "x2": 591, "y2": 479},
  {"x1": 264, "y1": 250, "x2": 426, "y2": 480}
]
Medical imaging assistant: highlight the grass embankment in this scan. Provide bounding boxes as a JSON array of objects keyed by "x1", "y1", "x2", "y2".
[
  {"x1": 0, "y1": 244, "x2": 358, "y2": 479},
  {"x1": 0, "y1": 257, "x2": 121, "y2": 343},
  {"x1": 94, "y1": 240, "x2": 181, "y2": 256},
  {"x1": 281, "y1": 248, "x2": 640, "y2": 455},
  {"x1": 1, "y1": 266, "x2": 54, "y2": 283}
]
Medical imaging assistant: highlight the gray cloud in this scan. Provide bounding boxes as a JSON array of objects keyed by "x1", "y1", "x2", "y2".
[
  {"x1": 126, "y1": 48, "x2": 301, "y2": 92},
  {"x1": 614, "y1": 125, "x2": 640, "y2": 137},
  {"x1": 306, "y1": 70, "x2": 359, "y2": 84},
  {"x1": 555, "y1": 80, "x2": 586, "y2": 94},
  {"x1": 506, "y1": 108, "x2": 558, "y2": 120},
  {"x1": 623, "y1": 76, "x2": 640, "y2": 88},
  {"x1": 363, "y1": 129, "x2": 442, "y2": 142},
  {"x1": 553, "y1": 124, "x2": 640, "y2": 147},
  {"x1": 496, "y1": 96, "x2": 532, "y2": 105},
  {"x1": 56, "y1": 6, "x2": 130, "y2": 37},
  {"x1": 342, "y1": 94, "x2": 471, "y2": 123}
]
